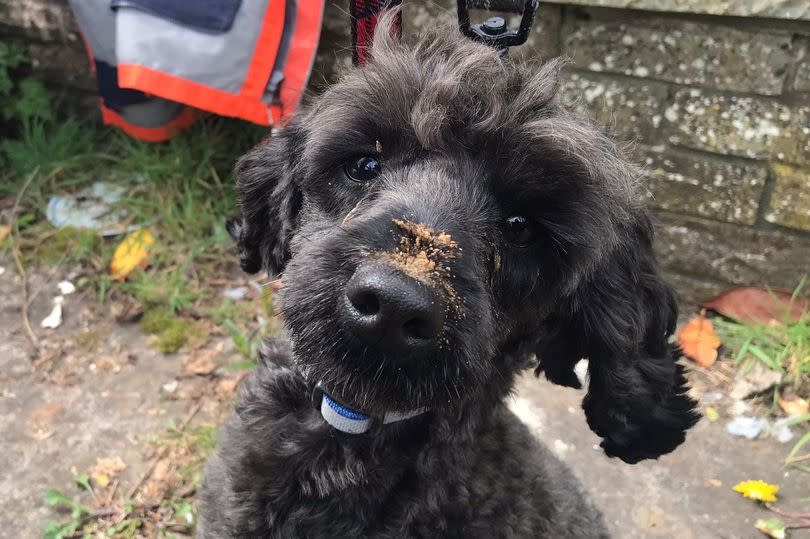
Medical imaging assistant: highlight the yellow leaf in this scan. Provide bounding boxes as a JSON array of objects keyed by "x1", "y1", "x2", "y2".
[
  {"x1": 110, "y1": 230, "x2": 156, "y2": 281},
  {"x1": 705, "y1": 406, "x2": 719, "y2": 422},
  {"x1": 733, "y1": 480, "x2": 779, "y2": 503},
  {"x1": 677, "y1": 312, "x2": 721, "y2": 368},
  {"x1": 0, "y1": 224, "x2": 10, "y2": 243}
]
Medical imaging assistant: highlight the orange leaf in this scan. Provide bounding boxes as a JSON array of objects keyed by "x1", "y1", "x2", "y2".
[
  {"x1": 678, "y1": 313, "x2": 721, "y2": 368},
  {"x1": 110, "y1": 229, "x2": 156, "y2": 281}
]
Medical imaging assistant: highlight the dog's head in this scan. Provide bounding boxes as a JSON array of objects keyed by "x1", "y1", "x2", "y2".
[{"x1": 229, "y1": 20, "x2": 698, "y2": 462}]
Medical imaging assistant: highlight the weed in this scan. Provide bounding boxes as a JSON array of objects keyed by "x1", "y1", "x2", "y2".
[
  {"x1": 713, "y1": 282, "x2": 810, "y2": 472},
  {"x1": 43, "y1": 476, "x2": 93, "y2": 539},
  {"x1": 139, "y1": 309, "x2": 203, "y2": 353}
]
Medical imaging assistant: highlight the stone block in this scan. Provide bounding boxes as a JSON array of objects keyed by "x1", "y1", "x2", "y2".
[
  {"x1": 560, "y1": 70, "x2": 668, "y2": 144},
  {"x1": 543, "y1": 0, "x2": 810, "y2": 21},
  {"x1": 565, "y1": 15, "x2": 792, "y2": 95},
  {"x1": 794, "y1": 56, "x2": 810, "y2": 92},
  {"x1": 0, "y1": 0, "x2": 79, "y2": 41},
  {"x1": 766, "y1": 164, "x2": 810, "y2": 231},
  {"x1": 654, "y1": 212, "x2": 810, "y2": 290},
  {"x1": 665, "y1": 88, "x2": 810, "y2": 167},
  {"x1": 637, "y1": 146, "x2": 767, "y2": 225}
]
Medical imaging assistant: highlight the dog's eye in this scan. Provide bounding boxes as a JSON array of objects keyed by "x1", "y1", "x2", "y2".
[
  {"x1": 503, "y1": 215, "x2": 536, "y2": 247},
  {"x1": 345, "y1": 156, "x2": 382, "y2": 182}
]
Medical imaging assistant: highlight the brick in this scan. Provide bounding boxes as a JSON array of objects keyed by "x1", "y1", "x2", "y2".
[
  {"x1": 665, "y1": 88, "x2": 810, "y2": 167},
  {"x1": 795, "y1": 58, "x2": 810, "y2": 92},
  {"x1": 543, "y1": 0, "x2": 810, "y2": 21},
  {"x1": 766, "y1": 164, "x2": 810, "y2": 231},
  {"x1": 637, "y1": 146, "x2": 767, "y2": 225},
  {"x1": 565, "y1": 16, "x2": 792, "y2": 95},
  {"x1": 654, "y1": 212, "x2": 810, "y2": 290},
  {"x1": 560, "y1": 71, "x2": 668, "y2": 144}
]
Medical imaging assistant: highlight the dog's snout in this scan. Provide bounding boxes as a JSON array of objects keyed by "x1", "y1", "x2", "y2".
[{"x1": 343, "y1": 262, "x2": 446, "y2": 355}]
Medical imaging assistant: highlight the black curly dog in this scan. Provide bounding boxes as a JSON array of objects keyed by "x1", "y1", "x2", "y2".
[{"x1": 200, "y1": 18, "x2": 699, "y2": 538}]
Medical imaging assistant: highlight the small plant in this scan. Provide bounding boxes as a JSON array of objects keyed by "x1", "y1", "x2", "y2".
[
  {"x1": 713, "y1": 281, "x2": 810, "y2": 473},
  {"x1": 43, "y1": 476, "x2": 93, "y2": 539}
]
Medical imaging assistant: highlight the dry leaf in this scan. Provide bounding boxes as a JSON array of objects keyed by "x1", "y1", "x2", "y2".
[
  {"x1": 678, "y1": 313, "x2": 721, "y2": 368},
  {"x1": 702, "y1": 287, "x2": 808, "y2": 324},
  {"x1": 0, "y1": 224, "x2": 10, "y2": 243},
  {"x1": 109, "y1": 295, "x2": 143, "y2": 323},
  {"x1": 182, "y1": 342, "x2": 224, "y2": 375},
  {"x1": 778, "y1": 393, "x2": 809, "y2": 417},
  {"x1": 216, "y1": 372, "x2": 250, "y2": 398},
  {"x1": 89, "y1": 457, "x2": 126, "y2": 487},
  {"x1": 24, "y1": 402, "x2": 64, "y2": 440},
  {"x1": 110, "y1": 229, "x2": 156, "y2": 281}
]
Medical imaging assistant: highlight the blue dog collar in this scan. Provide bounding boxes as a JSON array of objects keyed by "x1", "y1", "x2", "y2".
[{"x1": 315, "y1": 383, "x2": 427, "y2": 434}]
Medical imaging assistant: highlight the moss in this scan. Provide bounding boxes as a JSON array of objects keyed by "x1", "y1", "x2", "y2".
[
  {"x1": 140, "y1": 309, "x2": 202, "y2": 354},
  {"x1": 35, "y1": 226, "x2": 101, "y2": 265}
]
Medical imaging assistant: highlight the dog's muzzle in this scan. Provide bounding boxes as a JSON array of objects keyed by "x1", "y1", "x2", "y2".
[{"x1": 312, "y1": 383, "x2": 428, "y2": 434}]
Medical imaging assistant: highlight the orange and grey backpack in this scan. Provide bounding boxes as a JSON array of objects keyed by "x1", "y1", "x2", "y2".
[{"x1": 69, "y1": 0, "x2": 324, "y2": 141}]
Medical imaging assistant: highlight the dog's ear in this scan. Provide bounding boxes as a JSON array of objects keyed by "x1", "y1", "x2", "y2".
[
  {"x1": 227, "y1": 128, "x2": 302, "y2": 275},
  {"x1": 537, "y1": 215, "x2": 699, "y2": 464}
]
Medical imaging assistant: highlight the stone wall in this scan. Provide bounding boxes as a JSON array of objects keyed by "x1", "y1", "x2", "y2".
[{"x1": 3, "y1": 0, "x2": 810, "y2": 300}]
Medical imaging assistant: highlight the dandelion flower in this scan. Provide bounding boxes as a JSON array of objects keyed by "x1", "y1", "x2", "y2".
[{"x1": 733, "y1": 480, "x2": 779, "y2": 503}]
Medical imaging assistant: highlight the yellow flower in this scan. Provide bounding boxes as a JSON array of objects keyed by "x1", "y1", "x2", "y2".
[{"x1": 733, "y1": 480, "x2": 779, "y2": 503}]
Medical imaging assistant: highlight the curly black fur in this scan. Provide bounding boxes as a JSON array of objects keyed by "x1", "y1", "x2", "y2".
[{"x1": 201, "y1": 16, "x2": 699, "y2": 537}]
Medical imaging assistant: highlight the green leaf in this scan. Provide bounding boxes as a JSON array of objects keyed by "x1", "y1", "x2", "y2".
[
  {"x1": 74, "y1": 473, "x2": 91, "y2": 491},
  {"x1": 755, "y1": 517, "x2": 786, "y2": 539},
  {"x1": 786, "y1": 430, "x2": 810, "y2": 464},
  {"x1": 43, "y1": 489, "x2": 73, "y2": 507}
]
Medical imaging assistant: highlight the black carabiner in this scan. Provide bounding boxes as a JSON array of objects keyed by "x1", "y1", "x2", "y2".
[{"x1": 457, "y1": 0, "x2": 539, "y2": 52}]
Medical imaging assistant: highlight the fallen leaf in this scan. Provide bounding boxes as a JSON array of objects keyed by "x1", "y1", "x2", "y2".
[
  {"x1": 702, "y1": 287, "x2": 808, "y2": 324},
  {"x1": 678, "y1": 313, "x2": 721, "y2": 368},
  {"x1": 729, "y1": 363, "x2": 783, "y2": 400},
  {"x1": 89, "y1": 457, "x2": 126, "y2": 487},
  {"x1": 216, "y1": 372, "x2": 250, "y2": 398},
  {"x1": 24, "y1": 402, "x2": 63, "y2": 440},
  {"x1": 705, "y1": 406, "x2": 719, "y2": 422},
  {"x1": 182, "y1": 342, "x2": 224, "y2": 375},
  {"x1": 0, "y1": 224, "x2": 10, "y2": 243},
  {"x1": 109, "y1": 295, "x2": 144, "y2": 323},
  {"x1": 755, "y1": 517, "x2": 786, "y2": 539},
  {"x1": 110, "y1": 229, "x2": 156, "y2": 281},
  {"x1": 733, "y1": 479, "x2": 779, "y2": 503},
  {"x1": 778, "y1": 392, "x2": 809, "y2": 417}
]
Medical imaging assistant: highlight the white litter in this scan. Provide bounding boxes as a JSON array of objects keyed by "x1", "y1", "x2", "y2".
[
  {"x1": 57, "y1": 280, "x2": 76, "y2": 295},
  {"x1": 0, "y1": 266, "x2": 6, "y2": 276},
  {"x1": 770, "y1": 419, "x2": 795, "y2": 444},
  {"x1": 41, "y1": 296, "x2": 65, "y2": 329},
  {"x1": 725, "y1": 416, "x2": 769, "y2": 439},
  {"x1": 223, "y1": 286, "x2": 248, "y2": 300}
]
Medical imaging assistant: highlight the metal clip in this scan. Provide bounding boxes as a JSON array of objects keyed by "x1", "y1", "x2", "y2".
[{"x1": 457, "y1": 0, "x2": 539, "y2": 51}]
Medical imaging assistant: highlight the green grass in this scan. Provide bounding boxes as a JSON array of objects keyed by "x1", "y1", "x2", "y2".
[
  {"x1": 712, "y1": 281, "x2": 810, "y2": 473},
  {"x1": 713, "y1": 283, "x2": 809, "y2": 391}
]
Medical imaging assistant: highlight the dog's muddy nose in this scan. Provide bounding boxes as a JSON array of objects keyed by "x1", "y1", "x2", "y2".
[{"x1": 343, "y1": 262, "x2": 446, "y2": 355}]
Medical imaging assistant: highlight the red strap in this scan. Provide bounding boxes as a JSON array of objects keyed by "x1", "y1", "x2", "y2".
[{"x1": 350, "y1": 0, "x2": 402, "y2": 66}]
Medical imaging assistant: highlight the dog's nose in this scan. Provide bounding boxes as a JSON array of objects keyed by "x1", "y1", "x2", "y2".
[{"x1": 343, "y1": 262, "x2": 447, "y2": 355}]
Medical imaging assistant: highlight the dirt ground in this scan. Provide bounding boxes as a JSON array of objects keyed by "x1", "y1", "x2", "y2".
[{"x1": 1, "y1": 253, "x2": 808, "y2": 539}]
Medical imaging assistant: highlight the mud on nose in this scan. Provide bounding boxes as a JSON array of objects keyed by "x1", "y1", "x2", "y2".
[{"x1": 342, "y1": 261, "x2": 447, "y2": 355}]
